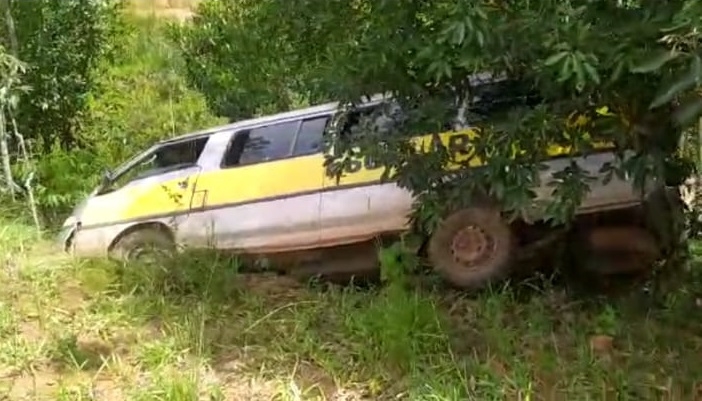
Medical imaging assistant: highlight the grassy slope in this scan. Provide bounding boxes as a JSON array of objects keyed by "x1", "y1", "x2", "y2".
[{"x1": 0, "y1": 220, "x2": 701, "y2": 400}]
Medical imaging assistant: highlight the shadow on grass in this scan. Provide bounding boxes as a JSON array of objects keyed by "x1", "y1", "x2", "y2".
[{"x1": 68, "y1": 244, "x2": 702, "y2": 400}]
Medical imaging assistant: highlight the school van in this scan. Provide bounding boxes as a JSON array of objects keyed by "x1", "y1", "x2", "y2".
[{"x1": 59, "y1": 85, "x2": 663, "y2": 289}]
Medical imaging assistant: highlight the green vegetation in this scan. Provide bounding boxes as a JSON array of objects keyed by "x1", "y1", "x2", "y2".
[
  {"x1": 175, "y1": 0, "x2": 699, "y2": 229},
  {"x1": 1, "y1": 1, "x2": 702, "y2": 399},
  {"x1": 0, "y1": 219, "x2": 700, "y2": 400},
  {"x1": 3, "y1": 0, "x2": 700, "y2": 231},
  {"x1": 4, "y1": 2, "x2": 222, "y2": 221}
]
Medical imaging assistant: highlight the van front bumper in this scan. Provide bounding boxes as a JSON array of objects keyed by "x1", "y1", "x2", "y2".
[
  {"x1": 57, "y1": 224, "x2": 76, "y2": 252},
  {"x1": 57, "y1": 221, "x2": 109, "y2": 257}
]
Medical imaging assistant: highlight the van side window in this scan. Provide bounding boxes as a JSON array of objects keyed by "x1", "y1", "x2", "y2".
[
  {"x1": 152, "y1": 137, "x2": 209, "y2": 172},
  {"x1": 292, "y1": 116, "x2": 328, "y2": 156},
  {"x1": 337, "y1": 104, "x2": 383, "y2": 139},
  {"x1": 105, "y1": 135, "x2": 209, "y2": 193},
  {"x1": 469, "y1": 80, "x2": 541, "y2": 121},
  {"x1": 222, "y1": 120, "x2": 299, "y2": 167}
]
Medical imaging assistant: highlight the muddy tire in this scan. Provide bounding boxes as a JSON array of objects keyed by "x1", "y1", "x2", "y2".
[
  {"x1": 428, "y1": 206, "x2": 514, "y2": 290},
  {"x1": 110, "y1": 228, "x2": 175, "y2": 263},
  {"x1": 578, "y1": 226, "x2": 660, "y2": 275}
]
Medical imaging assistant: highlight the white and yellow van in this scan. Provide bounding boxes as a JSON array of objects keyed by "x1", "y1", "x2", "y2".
[{"x1": 59, "y1": 88, "x2": 661, "y2": 289}]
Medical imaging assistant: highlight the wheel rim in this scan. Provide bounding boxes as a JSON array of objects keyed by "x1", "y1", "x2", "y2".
[
  {"x1": 450, "y1": 225, "x2": 496, "y2": 269},
  {"x1": 127, "y1": 244, "x2": 169, "y2": 264}
]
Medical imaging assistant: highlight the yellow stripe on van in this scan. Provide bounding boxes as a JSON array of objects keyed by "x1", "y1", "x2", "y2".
[
  {"x1": 80, "y1": 128, "x2": 615, "y2": 227},
  {"x1": 80, "y1": 175, "x2": 197, "y2": 226},
  {"x1": 195, "y1": 153, "x2": 327, "y2": 208},
  {"x1": 323, "y1": 128, "x2": 614, "y2": 188}
]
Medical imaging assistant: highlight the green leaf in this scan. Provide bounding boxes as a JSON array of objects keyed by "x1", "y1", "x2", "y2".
[
  {"x1": 649, "y1": 65, "x2": 699, "y2": 109},
  {"x1": 631, "y1": 50, "x2": 679, "y2": 73},
  {"x1": 475, "y1": 30, "x2": 485, "y2": 47},
  {"x1": 573, "y1": 55, "x2": 586, "y2": 89},
  {"x1": 583, "y1": 61, "x2": 600, "y2": 85},
  {"x1": 557, "y1": 55, "x2": 573, "y2": 83},
  {"x1": 692, "y1": 54, "x2": 702, "y2": 82},
  {"x1": 608, "y1": 60, "x2": 626, "y2": 84},
  {"x1": 451, "y1": 21, "x2": 466, "y2": 45},
  {"x1": 673, "y1": 97, "x2": 702, "y2": 127},
  {"x1": 543, "y1": 51, "x2": 568, "y2": 67}
]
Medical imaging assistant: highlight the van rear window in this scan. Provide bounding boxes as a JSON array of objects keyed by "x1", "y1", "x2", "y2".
[{"x1": 292, "y1": 116, "x2": 328, "y2": 156}]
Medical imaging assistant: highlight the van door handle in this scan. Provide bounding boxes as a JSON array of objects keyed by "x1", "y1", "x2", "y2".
[{"x1": 177, "y1": 178, "x2": 189, "y2": 189}]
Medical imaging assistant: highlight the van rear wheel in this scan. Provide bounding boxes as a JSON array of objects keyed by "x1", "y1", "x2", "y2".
[
  {"x1": 110, "y1": 228, "x2": 175, "y2": 263},
  {"x1": 428, "y1": 206, "x2": 514, "y2": 290}
]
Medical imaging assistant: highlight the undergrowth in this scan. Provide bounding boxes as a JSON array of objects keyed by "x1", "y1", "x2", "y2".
[{"x1": 0, "y1": 219, "x2": 700, "y2": 400}]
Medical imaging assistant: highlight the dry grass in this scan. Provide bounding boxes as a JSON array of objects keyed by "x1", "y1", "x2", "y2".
[
  {"x1": 127, "y1": 0, "x2": 201, "y2": 10},
  {"x1": 125, "y1": 0, "x2": 200, "y2": 21},
  {"x1": 0, "y1": 219, "x2": 701, "y2": 400}
]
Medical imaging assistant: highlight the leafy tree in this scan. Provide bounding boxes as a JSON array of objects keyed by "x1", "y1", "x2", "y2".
[
  {"x1": 16, "y1": 15, "x2": 224, "y2": 222},
  {"x1": 4, "y1": 0, "x2": 125, "y2": 152},
  {"x1": 81, "y1": 17, "x2": 225, "y2": 167},
  {"x1": 171, "y1": 0, "x2": 317, "y2": 121},
  {"x1": 2, "y1": 2, "x2": 222, "y2": 221},
  {"x1": 179, "y1": 0, "x2": 699, "y2": 233}
]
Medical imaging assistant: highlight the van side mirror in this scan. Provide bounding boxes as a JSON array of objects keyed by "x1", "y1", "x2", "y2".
[{"x1": 100, "y1": 170, "x2": 112, "y2": 186}]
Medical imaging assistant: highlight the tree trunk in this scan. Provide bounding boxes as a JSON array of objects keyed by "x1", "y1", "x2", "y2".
[
  {"x1": 0, "y1": 108, "x2": 15, "y2": 199},
  {"x1": 698, "y1": 118, "x2": 702, "y2": 174},
  {"x1": 1, "y1": 0, "x2": 19, "y2": 56},
  {"x1": 1, "y1": 0, "x2": 18, "y2": 199}
]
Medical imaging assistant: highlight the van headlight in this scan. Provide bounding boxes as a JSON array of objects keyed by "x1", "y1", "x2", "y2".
[
  {"x1": 62, "y1": 216, "x2": 77, "y2": 228},
  {"x1": 65, "y1": 196, "x2": 90, "y2": 228}
]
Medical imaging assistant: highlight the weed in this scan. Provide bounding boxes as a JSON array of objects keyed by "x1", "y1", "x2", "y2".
[{"x1": 0, "y1": 220, "x2": 701, "y2": 400}]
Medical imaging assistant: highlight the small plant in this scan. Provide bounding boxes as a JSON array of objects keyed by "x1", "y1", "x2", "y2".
[
  {"x1": 55, "y1": 383, "x2": 96, "y2": 401},
  {"x1": 593, "y1": 304, "x2": 621, "y2": 337},
  {"x1": 48, "y1": 332, "x2": 109, "y2": 371},
  {"x1": 378, "y1": 241, "x2": 415, "y2": 288}
]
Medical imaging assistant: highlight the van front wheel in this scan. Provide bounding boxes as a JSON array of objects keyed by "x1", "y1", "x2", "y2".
[
  {"x1": 110, "y1": 228, "x2": 175, "y2": 263},
  {"x1": 428, "y1": 206, "x2": 514, "y2": 290}
]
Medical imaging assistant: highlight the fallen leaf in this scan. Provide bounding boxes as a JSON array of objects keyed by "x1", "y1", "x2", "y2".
[{"x1": 590, "y1": 335, "x2": 614, "y2": 355}]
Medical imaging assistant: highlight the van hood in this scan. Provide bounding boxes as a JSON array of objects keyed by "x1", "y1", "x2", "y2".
[{"x1": 61, "y1": 187, "x2": 99, "y2": 228}]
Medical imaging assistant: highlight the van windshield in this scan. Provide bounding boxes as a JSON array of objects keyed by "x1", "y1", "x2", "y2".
[{"x1": 98, "y1": 136, "x2": 209, "y2": 195}]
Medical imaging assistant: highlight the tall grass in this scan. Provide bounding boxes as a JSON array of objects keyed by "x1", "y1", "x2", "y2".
[{"x1": 0, "y1": 217, "x2": 701, "y2": 400}]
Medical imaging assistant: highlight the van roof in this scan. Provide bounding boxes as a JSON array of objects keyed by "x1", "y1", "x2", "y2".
[
  {"x1": 158, "y1": 72, "x2": 503, "y2": 145},
  {"x1": 158, "y1": 94, "x2": 389, "y2": 145}
]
